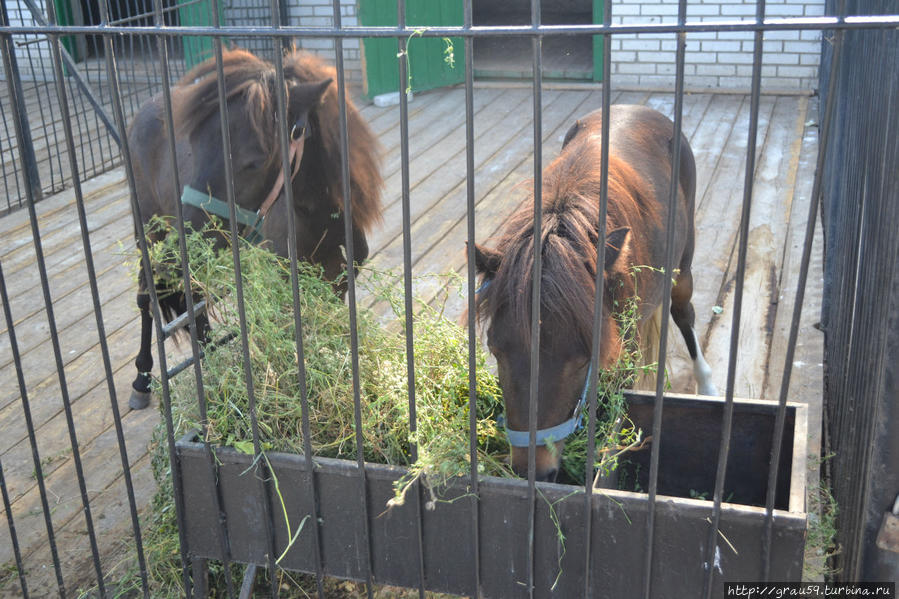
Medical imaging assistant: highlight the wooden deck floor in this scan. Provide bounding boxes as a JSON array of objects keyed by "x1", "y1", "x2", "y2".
[{"x1": 0, "y1": 85, "x2": 824, "y2": 596}]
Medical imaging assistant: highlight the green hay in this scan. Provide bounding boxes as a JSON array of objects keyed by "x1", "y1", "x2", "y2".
[{"x1": 121, "y1": 218, "x2": 651, "y2": 596}]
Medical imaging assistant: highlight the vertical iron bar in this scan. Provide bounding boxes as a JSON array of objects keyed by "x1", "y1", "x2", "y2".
[
  {"x1": 12, "y1": 4, "x2": 108, "y2": 591},
  {"x1": 269, "y1": 4, "x2": 326, "y2": 598},
  {"x1": 583, "y1": 0, "x2": 613, "y2": 595},
  {"x1": 331, "y1": 0, "x2": 375, "y2": 594},
  {"x1": 463, "y1": 0, "x2": 482, "y2": 595},
  {"x1": 104, "y1": 26, "x2": 195, "y2": 599},
  {"x1": 761, "y1": 16, "x2": 844, "y2": 580},
  {"x1": 0, "y1": 0, "x2": 42, "y2": 204},
  {"x1": 702, "y1": 2, "x2": 767, "y2": 597},
  {"x1": 19, "y1": 0, "x2": 122, "y2": 147},
  {"x1": 44, "y1": 0, "x2": 151, "y2": 593},
  {"x1": 526, "y1": 1, "x2": 543, "y2": 598},
  {"x1": 642, "y1": 2, "x2": 689, "y2": 597},
  {"x1": 0, "y1": 258, "x2": 64, "y2": 597},
  {"x1": 144, "y1": 0, "x2": 238, "y2": 592},
  {"x1": 0, "y1": 455, "x2": 28, "y2": 597},
  {"x1": 209, "y1": 4, "x2": 280, "y2": 593},
  {"x1": 396, "y1": 1, "x2": 427, "y2": 596}
]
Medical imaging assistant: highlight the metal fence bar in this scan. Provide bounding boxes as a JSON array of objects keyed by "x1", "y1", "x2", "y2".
[
  {"x1": 0, "y1": 455, "x2": 27, "y2": 597},
  {"x1": 702, "y1": 1, "x2": 768, "y2": 596},
  {"x1": 207, "y1": 3, "x2": 280, "y2": 593},
  {"x1": 43, "y1": 0, "x2": 151, "y2": 594},
  {"x1": 761, "y1": 4, "x2": 844, "y2": 578},
  {"x1": 267, "y1": 7, "x2": 327, "y2": 599},
  {"x1": 395, "y1": 2, "x2": 428, "y2": 596},
  {"x1": 145, "y1": 0, "x2": 238, "y2": 592},
  {"x1": 463, "y1": 0, "x2": 482, "y2": 595},
  {"x1": 4, "y1": 6, "x2": 899, "y2": 597},
  {"x1": 582, "y1": 0, "x2": 612, "y2": 593},
  {"x1": 0, "y1": 0, "x2": 41, "y2": 211},
  {"x1": 526, "y1": 1, "x2": 544, "y2": 596},
  {"x1": 7, "y1": 17, "x2": 899, "y2": 39},
  {"x1": 0, "y1": 258, "x2": 65, "y2": 599},
  {"x1": 8, "y1": 13, "x2": 109, "y2": 591},
  {"x1": 642, "y1": 1, "x2": 689, "y2": 596},
  {"x1": 332, "y1": 0, "x2": 376, "y2": 595},
  {"x1": 18, "y1": 0, "x2": 121, "y2": 147},
  {"x1": 104, "y1": 32, "x2": 195, "y2": 599}
]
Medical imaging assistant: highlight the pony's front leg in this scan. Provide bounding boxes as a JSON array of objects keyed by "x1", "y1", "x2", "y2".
[{"x1": 130, "y1": 291, "x2": 154, "y2": 409}]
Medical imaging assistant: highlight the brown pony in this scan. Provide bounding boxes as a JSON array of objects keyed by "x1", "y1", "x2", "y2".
[
  {"x1": 127, "y1": 48, "x2": 382, "y2": 409},
  {"x1": 474, "y1": 105, "x2": 716, "y2": 481}
]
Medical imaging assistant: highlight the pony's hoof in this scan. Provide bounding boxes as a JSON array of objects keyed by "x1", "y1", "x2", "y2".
[{"x1": 129, "y1": 388, "x2": 152, "y2": 410}]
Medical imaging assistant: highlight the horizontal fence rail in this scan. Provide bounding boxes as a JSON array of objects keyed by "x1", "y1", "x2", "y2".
[{"x1": 1, "y1": 1, "x2": 897, "y2": 597}]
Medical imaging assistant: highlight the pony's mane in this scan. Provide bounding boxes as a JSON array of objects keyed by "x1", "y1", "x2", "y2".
[
  {"x1": 476, "y1": 137, "x2": 658, "y2": 354},
  {"x1": 176, "y1": 49, "x2": 278, "y2": 166},
  {"x1": 282, "y1": 51, "x2": 383, "y2": 233},
  {"x1": 174, "y1": 48, "x2": 383, "y2": 233}
]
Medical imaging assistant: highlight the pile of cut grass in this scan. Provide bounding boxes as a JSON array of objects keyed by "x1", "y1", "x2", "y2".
[{"x1": 120, "y1": 218, "x2": 650, "y2": 596}]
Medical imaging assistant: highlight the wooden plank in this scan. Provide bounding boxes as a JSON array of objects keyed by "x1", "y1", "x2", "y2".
[
  {"x1": 763, "y1": 99, "x2": 823, "y2": 456},
  {"x1": 364, "y1": 88, "x2": 601, "y2": 314},
  {"x1": 694, "y1": 95, "x2": 781, "y2": 398},
  {"x1": 0, "y1": 188, "x2": 131, "y2": 278},
  {"x1": 2, "y1": 453, "x2": 156, "y2": 599},
  {"x1": 359, "y1": 85, "x2": 448, "y2": 138},
  {"x1": 368, "y1": 89, "x2": 584, "y2": 270},
  {"x1": 0, "y1": 405, "x2": 157, "y2": 588},
  {"x1": 366, "y1": 87, "x2": 537, "y2": 255},
  {"x1": 0, "y1": 170, "x2": 127, "y2": 259},
  {"x1": 0, "y1": 260, "x2": 133, "y2": 365},
  {"x1": 0, "y1": 280, "x2": 136, "y2": 416},
  {"x1": 376, "y1": 87, "x2": 502, "y2": 187},
  {"x1": 1, "y1": 220, "x2": 129, "y2": 320},
  {"x1": 0, "y1": 316, "x2": 138, "y2": 498}
]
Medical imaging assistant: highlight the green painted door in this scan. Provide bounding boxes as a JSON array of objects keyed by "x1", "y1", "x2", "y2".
[
  {"x1": 51, "y1": 0, "x2": 79, "y2": 61},
  {"x1": 359, "y1": 0, "x2": 464, "y2": 98},
  {"x1": 179, "y1": 0, "x2": 224, "y2": 69},
  {"x1": 592, "y1": 0, "x2": 604, "y2": 82}
]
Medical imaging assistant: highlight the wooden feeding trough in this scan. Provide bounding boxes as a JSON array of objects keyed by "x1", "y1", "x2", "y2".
[{"x1": 175, "y1": 391, "x2": 807, "y2": 597}]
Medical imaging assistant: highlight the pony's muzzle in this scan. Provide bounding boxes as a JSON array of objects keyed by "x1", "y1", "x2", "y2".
[{"x1": 510, "y1": 440, "x2": 565, "y2": 482}]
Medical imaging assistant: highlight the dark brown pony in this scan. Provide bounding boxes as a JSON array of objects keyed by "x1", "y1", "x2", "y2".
[
  {"x1": 474, "y1": 105, "x2": 716, "y2": 481},
  {"x1": 127, "y1": 48, "x2": 382, "y2": 409}
]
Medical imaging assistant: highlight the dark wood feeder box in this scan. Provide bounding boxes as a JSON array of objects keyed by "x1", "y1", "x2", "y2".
[{"x1": 176, "y1": 391, "x2": 807, "y2": 597}]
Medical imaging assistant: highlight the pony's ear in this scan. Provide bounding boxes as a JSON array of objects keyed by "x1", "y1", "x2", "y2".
[
  {"x1": 473, "y1": 242, "x2": 502, "y2": 276},
  {"x1": 604, "y1": 227, "x2": 631, "y2": 272},
  {"x1": 288, "y1": 78, "x2": 333, "y2": 116}
]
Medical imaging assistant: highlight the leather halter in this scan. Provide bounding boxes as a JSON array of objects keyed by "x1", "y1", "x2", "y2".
[
  {"x1": 180, "y1": 123, "x2": 305, "y2": 244},
  {"x1": 476, "y1": 278, "x2": 594, "y2": 447},
  {"x1": 502, "y1": 363, "x2": 593, "y2": 448}
]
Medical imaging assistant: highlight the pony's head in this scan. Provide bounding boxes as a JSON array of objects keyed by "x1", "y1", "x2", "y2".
[
  {"x1": 474, "y1": 150, "x2": 646, "y2": 481},
  {"x1": 175, "y1": 49, "x2": 332, "y2": 237},
  {"x1": 173, "y1": 49, "x2": 382, "y2": 295}
]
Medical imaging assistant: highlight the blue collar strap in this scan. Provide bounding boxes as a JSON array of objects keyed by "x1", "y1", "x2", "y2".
[
  {"x1": 180, "y1": 185, "x2": 265, "y2": 244},
  {"x1": 503, "y1": 363, "x2": 594, "y2": 447}
]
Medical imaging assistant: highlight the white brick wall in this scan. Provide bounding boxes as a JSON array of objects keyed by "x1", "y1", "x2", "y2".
[
  {"x1": 609, "y1": 0, "x2": 826, "y2": 92},
  {"x1": 290, "y1": 0, "x2": 363, "y2": 83}
]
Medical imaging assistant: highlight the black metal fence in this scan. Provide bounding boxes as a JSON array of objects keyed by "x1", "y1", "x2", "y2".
[
  {"x1": 2, "y1": 0, "x2": 898, "y2": 597},
  {"x1": 819, "y1": 0, "x2": 899, "y2": 584},
  {"x1": 0, "y1": 0, "x2": 286, "y2": 216}
]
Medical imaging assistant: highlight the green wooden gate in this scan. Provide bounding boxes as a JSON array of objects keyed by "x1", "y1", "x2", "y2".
[
  {"x1": 179, "y1": 0, "x2": 224, "y2": 69},
  {"x1": 358, "y1": 0, "x2": 465, "y2": 98},
  {"x1": 360, "y1": 0, "x2": 603, "y2": 93},
  {"x1": 592, "y1": 0, "x2": 604, "y2": 81}
]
